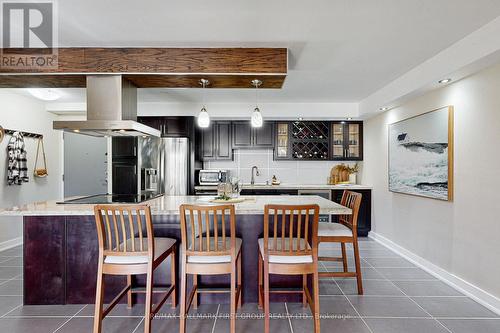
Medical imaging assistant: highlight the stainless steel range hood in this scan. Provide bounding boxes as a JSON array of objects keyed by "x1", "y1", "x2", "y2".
[{"x1": 53, "y1": 75, "x2": 160, "y2": 137}]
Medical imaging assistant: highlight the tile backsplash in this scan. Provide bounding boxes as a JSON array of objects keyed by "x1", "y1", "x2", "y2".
[{"x1": 204, "y1": 149, "x2": 361, "y2": 185}]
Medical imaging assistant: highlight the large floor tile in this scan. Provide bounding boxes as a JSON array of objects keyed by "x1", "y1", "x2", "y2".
[
  {"x1": 287, "y1": 296, "x2": 359, "y2": 317},
  {"x1": 214, "y1": 317, "x2": 291, "y2": 333},
  {"x1": 81, "y1": 302, "x2": 179, "y2": 318},
  {"x1": 365, "y1": 318, "x2": 450, "y2": 333},
  {"x1": 0, "y1": 267, "x2": 22, "y2": 279},
  {"x1": 0, "y1": 247, "x2": 23, "y2": 257},
  {"x1": 337, "y1": 279, "x2": 404, "y2": 296},
  {"x1": 393, "y1": 280, "x2": 464, "y2": 297},
  {"x1": 440, "y1": 319, "x2": 500, "y2": 333},
  {"x1": 0, "y1": 317, "x2": 65, "y2": 333},
  {"x1": 218, "y1": 302, "x2": 286, "y2": 318},
  {"x1": 364, "y1": 257, "x2": 416, "y2": 268},
  {"x1": 412, "y1": 297, "x2": 499, "y2": 318},
  {"x1": 291, "y1": 318, "x2": 370, "y2": 333},
  {"x1": 57, "y1": 316, "x2": 142, "y2": 333},
  {"x1": 319, "y1": 279, "x2": 343, "y2": 295},
  {"x1": 0, "y1": 296, "x2": 22, "y2": 316},
  {"x1": 376, "y1": 267, "x2": 436, "y2": 280},
  {"x1": 6, "y1": 304, "x2": 86, "y2": 317},
  {"x1": 347, "y1": 295, "x2": 430, "y2": 318},
  {"x1": 359, "y1": 249, "x2": 400, "y2": 258},
  {"x1": 333, "y1": 267, "x2": 386, "y2": 280},
  {"x1": 0, "y1": 257, "x2": 23, "y2": 267},
  {"x1": 0, "y1": 279, "x2": 22, "y2": 296}
]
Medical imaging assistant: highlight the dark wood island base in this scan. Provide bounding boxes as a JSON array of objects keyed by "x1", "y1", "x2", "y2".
[{"x1": 23, "y1": 214, "x2": 306, "y2": 306}]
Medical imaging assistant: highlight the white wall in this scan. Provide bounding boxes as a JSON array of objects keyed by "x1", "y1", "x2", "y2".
[
  {"x1": 362, "y1": 62, "x2": 500, "y2": 302},
  {"x1": 0, "y1": 91, "x2": 63, "y2": 250},
  {"x1": 206, "y1": 149, "x2": 361, "y2": 185}
]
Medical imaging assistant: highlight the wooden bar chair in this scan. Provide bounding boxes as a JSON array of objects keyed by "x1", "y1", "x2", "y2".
[
  {"x1": 93, "y1": 204, "x2": 177, "y2": 333},
  {"x1": 258, "y1": 204, "x2": 321, "y2": 333},
  {"x1": 318, "y1": 190, "x2": 363, "y2": 294},
  {"x1": 179, "y1": 204, "x2": 242, "y2": 333}
]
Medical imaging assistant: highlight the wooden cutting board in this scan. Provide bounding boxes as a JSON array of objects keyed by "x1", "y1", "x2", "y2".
[{"x1": 209, "y1": 197, "x2": 249, "y2": 204}]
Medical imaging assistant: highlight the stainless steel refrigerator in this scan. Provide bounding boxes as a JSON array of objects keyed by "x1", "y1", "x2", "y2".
[{"x1": 159, "y1": 137, "x2": 189, "y2": 195}]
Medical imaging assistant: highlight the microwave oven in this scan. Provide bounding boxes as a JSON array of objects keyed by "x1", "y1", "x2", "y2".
[{"x1": 199, "y1": 169, "x2": 230, "y2": 185}]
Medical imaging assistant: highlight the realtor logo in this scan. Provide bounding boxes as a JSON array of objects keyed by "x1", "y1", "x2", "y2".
[{"x1": 0, "y1": 0, "x2": 58, "y2": 70}]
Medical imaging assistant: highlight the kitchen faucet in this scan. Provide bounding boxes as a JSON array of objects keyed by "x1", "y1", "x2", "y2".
[{"x1": 251, "y1": 166, "x2": 260, "y2": 185}]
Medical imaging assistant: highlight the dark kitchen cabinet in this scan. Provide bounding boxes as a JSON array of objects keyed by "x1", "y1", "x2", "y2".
[
  {"x1": 332, "y1": 189, "x2": 371, "y2": 236},
  {"x1": 112, "y1": 162, "x2": 137, "y2": 194},
  {"x1": 232, "y1": 121, "x2": 274, "y2": 148},
  {"x1": 112, "y1": 137, "x2": 137, "y2": 159},
  {"x1": 200, "y1": 121, "x2": 233, "y2": 161},
  {"x1": 137, "y1": 116, "x2": 191, "y2": 137},
  {"x1": 331, "y1": 121, "x2": 363, "y2": 161},
  {"x1": 253, "y1": 122, "x2": 274, "y2": 147},
  {"x1": 232, "y1": 122, "x2": 253, "y2": 147}
]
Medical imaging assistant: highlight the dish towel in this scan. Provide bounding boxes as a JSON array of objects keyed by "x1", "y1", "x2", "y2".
[{"x1": 7, "y1": 132, "x2": 29, "y2": 185}]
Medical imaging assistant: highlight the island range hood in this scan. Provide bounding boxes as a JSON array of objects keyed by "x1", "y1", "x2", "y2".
[{"x1": 53, "y1": 75, "x2": 160, "y2": 137}]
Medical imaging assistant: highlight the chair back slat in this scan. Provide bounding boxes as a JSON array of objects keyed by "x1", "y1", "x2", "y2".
[
  {"x1": 180, "y1": 204, "x2": 236, "y2": 257},
  {"x1": 339, "y1": 191, "x2": 362, "y2": 232},
  {"x1": 94, "y1": 205, "x2": 154, "y2": 258},
  {"x1": 264, "y1": 204, "x2": 319, "y2": 257}
]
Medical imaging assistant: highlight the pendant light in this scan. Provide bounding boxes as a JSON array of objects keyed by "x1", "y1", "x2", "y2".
[
  {"x1": 197, "y1": 79, "x2": 210, "y2": 128},
  {"x1": 251, "y1": 79, "x2": 263, "y2": 128}
]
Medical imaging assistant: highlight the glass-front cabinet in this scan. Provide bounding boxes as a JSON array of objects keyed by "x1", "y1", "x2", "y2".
[
  {"x1": 275, "y1": 122, "x2": 290, "y2": 159},
  {"x1": 331, "y1": 121, "x2": 363, "y2": 161},
  {"x1": 331, "y1": 122, "x2": 345, "y2": 159},
  {"x1": 274, "y1": 121, "x2": 363, "y2": 161}
]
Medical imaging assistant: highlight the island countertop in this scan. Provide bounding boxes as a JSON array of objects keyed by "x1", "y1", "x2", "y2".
[{"x1": 0, "y1": 195, "x2": 351, "y2": 216}]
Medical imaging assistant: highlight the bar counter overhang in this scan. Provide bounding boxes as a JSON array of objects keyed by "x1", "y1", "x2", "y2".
[{"x1": 0, "y1": 195, "x2": 351, "y2": 305}]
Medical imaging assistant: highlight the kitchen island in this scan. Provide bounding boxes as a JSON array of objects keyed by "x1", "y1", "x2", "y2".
[{"x1": 0, "y1": 195, "x2": 350, "y2": 305}]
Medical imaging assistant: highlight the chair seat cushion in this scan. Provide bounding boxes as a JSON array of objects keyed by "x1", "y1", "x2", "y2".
[
  {"x1": 258, "y1": 238, "x2": 313, "y2": 264},
  {"x1": 318, "y1": 222, "x2": 353, "y2": 237},
  {"x1": 187, "y1": 238, "x2": 242, "y2": 264},
  {"x1": 104, "y1": 237, "x2": 176, "y2": 264}
]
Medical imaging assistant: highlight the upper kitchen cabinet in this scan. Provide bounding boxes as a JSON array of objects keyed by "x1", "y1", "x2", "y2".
[
  {"x1": 275, "y1": 122, "x2": 291, "y2": 159},
  {"x1": 232, "y1": 121, "x2": 274, "y2": 148},
  {"x1": 200, "y1": 121, "x2": 233, "y2": 161},
  {"x1": 331, "y1": 121, "x2": 363, "y2": 161},
  {"x1": 137, "y1": 116, "x2": 191, "y2": 137},
  {"x1": 112, "y1": 137, "x2": 137, "y2": 159}
]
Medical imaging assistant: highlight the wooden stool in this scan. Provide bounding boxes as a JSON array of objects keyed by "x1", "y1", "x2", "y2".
[
  {"x1": 179, "y1": 204, "x2": 242, "y2": 333},
  {"x1": 258, "y1": 204, "x2": 321, "y2": 333},
  {"x1": 318, "y1": 190, "x2": 363, "y2": 294},
  {"x1": 93, "y1": 204, "x2": 177, "y2": 333}
]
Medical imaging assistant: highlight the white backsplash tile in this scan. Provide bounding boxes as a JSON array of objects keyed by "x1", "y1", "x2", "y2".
[{"x1": 202, "y1": 149, "x2": 362, "y2": 185}]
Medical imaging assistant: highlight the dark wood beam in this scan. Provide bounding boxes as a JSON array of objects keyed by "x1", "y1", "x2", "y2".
[
  {"x1": 0, "y1": 48, "x2": 287, "y2": 88},
  {"x1": 0, "y1": 48, "x2": 287, "y2": 74}
]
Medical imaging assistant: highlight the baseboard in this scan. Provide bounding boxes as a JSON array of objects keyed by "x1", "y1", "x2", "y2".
[
  {"x1": 0, "y1": 237, "x2": 22, "y2": 253},
  {"x1": 369, "y1": 231, "x2": 500, "y2": 316}
]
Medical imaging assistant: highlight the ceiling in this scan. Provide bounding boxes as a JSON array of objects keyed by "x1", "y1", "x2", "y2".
[{"x1": 9, "y1": 0, "x2": 500, "y2": 105}]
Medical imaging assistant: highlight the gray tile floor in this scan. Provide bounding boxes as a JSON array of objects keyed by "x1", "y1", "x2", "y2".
[{"x1": 1, "y1": 238, "x2": 499, "y2": 332}]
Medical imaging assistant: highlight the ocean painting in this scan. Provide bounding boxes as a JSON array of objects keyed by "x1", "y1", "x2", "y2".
[{"x1": 389, "y1": 106, "x2": 453, "y2": 201}]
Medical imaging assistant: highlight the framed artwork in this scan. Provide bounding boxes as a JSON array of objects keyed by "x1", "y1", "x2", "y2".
[{"x1": 388, "y1": 106, "x2": 454, "y2": 201}]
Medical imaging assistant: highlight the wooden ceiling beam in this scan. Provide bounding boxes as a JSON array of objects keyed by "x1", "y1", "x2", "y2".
[
  {"x1": 0, "y1": 48, "x2": 287, "y2": 88},
  {"x1": 0, "y1": 47, "x2": 287, "y2": 73}
]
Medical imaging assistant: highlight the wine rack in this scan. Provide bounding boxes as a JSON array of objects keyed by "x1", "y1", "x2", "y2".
[{"x1": 290, "y1": 121, "x2": 330, "y2": 160}]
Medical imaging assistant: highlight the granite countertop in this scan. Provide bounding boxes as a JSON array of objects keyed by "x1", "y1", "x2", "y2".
[
  {"x1": 0, "y1": 195, "x2": 351, "y2": 216},
  {"x1": 194, "y1": 183, "x2": 372, "y2": 190}
]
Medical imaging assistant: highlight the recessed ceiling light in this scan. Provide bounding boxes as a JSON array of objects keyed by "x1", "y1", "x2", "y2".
[
  {"x1": 347, "y1": 117, "x2": 353, "y2": 120},
  {"x1": 379, "y1": 107, "x2": 389, "y2": 111},
  {"x1": 298, "y1": 117, "x2": 303, "y2": 121},
  {"x1": 438, "y1": 78, "x2": 452, "y2": 84},
  {"x1": 73, "y1": 129, "x2": 80, "y2": 133}
]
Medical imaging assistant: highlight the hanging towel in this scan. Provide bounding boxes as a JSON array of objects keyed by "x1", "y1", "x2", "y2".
[{"x1": 7, "y1": 132, "x2": 29, "y2": 185}]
